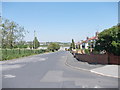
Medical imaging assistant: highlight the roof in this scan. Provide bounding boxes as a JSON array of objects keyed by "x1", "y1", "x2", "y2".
[
  {"x1": 85, "y1": 36, "x2": 98, "y2": 43},
  {"x1": 77, "y1": 36, "x2": 98, "y2": 45}
]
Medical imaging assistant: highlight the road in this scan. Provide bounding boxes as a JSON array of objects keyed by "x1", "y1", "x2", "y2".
[{"x1": 2, "y1": 51, "x2": 118, "y2": 88}]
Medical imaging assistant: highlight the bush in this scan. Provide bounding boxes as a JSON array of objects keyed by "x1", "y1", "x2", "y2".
[
  {"x1": 47, "y1": 43, "x2": 60, "y2": 52},
  {"x1": 85, "y1": 49, "x2": 90, "y2": 54},
  {"x1": 92, "y1": 50, "x2": 100, "y2": 54},
  {"x1": 95, "y1": 25, "x2": 120, "y2": 56}
]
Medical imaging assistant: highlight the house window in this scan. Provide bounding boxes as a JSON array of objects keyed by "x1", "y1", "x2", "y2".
[{"x1": 82, "y1": 43, "x2": 85, "y2": 49}]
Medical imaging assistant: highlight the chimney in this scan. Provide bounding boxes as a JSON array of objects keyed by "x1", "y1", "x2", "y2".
[
  {"x1": 96, "y1": 31, "x2": 99, "y2": 37},
  {"x1": 86, "y1": 37, "x2": 89, "y2": 40}
]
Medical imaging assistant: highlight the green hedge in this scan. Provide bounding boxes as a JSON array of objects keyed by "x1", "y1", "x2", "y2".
[
  {"x1": 1, "y1": 49, "x2": 48, "y2": 61},
  {"x1": 84, "y1": 49, "x2": 90, "y2": 54}
]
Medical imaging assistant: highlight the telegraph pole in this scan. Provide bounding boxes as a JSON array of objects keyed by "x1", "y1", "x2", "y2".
[{"x1": 34, "y1": 30, "x2": 36, "y2": 49}]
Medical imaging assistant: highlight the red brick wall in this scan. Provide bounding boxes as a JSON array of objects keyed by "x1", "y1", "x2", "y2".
[
  {"x1": 72, "y1": 51, "x2": 120, "y2": 65},
  {"x1": 108, "y1": 53, "x2": 120, "y2": 65},
  {"x1": 75, "y1": 53, "x2": 120, "y2": 65},
  {"x1": 75, "y1": 54, "x2": 108, "y2": 64}
]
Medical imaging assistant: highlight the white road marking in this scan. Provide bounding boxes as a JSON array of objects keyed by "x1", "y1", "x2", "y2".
[
  {"x1": 39, "y1": 57, "x2": 48, "y2": 61},
  {"x1": 94, "y1": 85, "x2": 101, "y2": 88},
  {"x1": 4, "y1": 74, "x2": 16, "y2": 78},
  {"x1": 33, "y1": 57, "x2": 48, "y2": 62},
  {"x1": 82, "y1": 85, "x2": 87, "y2": 88}
]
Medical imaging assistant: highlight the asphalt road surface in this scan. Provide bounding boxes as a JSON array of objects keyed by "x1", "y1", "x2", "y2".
[{"x1": 2, "y1": 51, "x2": 118, "y2": 88}]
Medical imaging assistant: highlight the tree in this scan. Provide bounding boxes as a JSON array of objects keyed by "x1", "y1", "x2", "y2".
[
  {"x1": 33, "y1": 37, "x2": 40, "y2": 49},
  {"x1": 47, "y1": 43, "x2": 60, "y2": 52},
  {"x1": 71, "y1": 39, "x2": 75, "y2": 49},
  {"x1": 1, "y1": 18, "x2": 26, "y2": 49},
  {"x1": 95, "y1": 25, "x2": 120, "y2": 56},
  {"x1": 69, "y1": 39, "x2": 76, "y2": 50}
]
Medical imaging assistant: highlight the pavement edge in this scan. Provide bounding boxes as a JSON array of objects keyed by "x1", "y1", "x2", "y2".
[{"x1": 65, "y1": 54, "x2": 119, "y2": 78}]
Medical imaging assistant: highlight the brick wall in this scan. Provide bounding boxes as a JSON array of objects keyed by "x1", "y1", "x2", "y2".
[
  {"x1": 108, "y1": 53, "x2": 120, "y2": 65},
  {"x1": 75, "y1": 53, "x2": 120, "y2": 65}
]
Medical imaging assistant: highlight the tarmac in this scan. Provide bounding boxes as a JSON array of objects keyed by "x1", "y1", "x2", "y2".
[{"x1": 66, "y1": 52, "x2": 119, "y2": 78}]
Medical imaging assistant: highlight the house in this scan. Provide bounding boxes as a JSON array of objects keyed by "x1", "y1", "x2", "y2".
[{"x1": 76, "y1": 32, "x2": 99, "y2": 51}]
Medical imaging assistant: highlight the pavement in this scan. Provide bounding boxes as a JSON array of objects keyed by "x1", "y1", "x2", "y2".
[
  {"x1": 66, "y1": 52, "x2": 119, "y2": 78},
  {"x1": 1, "y1": 51, "x2": 118, "y2": 88},
  {"x1": 91, "y1": 65, "x2": 119, "y2": 78}
]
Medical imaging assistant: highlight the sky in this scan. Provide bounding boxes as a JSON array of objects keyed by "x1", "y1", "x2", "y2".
[{"x1": 2, "y1": 2, "x2": 118, "y2": 42}]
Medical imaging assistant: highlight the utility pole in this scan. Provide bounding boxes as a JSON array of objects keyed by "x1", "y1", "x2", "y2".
[{"x1": 34, "y1": 30, "x2": 36, "y2": 49}]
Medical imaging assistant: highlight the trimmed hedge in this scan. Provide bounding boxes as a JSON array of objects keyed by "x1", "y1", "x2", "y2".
[{"x1": 1, "y1": 49, "x2": 48, "y2": 61}]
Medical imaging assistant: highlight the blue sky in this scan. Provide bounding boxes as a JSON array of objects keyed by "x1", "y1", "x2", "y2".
[{"x1": 2, "y1": 2, "x2": 118, "y2": 42}]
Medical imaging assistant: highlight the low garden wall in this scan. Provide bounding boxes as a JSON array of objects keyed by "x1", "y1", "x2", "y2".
[
  {"x1": 108, "y1": 53, "x2": 120, "y2": 65},
  {"x1": 75, "y1": 53, "x2": 120, "y2": 65}
]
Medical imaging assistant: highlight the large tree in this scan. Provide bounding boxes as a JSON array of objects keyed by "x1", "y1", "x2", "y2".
[
  {"x1": 95, "y1": 25, "x2": 120, "y2": 56},
  {"x1": 1, "y1": 18, "x2": 26, "y2": 49}
]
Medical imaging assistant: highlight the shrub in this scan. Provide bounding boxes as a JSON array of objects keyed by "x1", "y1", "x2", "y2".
[{"x1": 85, "y1": 49, "x2": 90, "y2": 54}]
